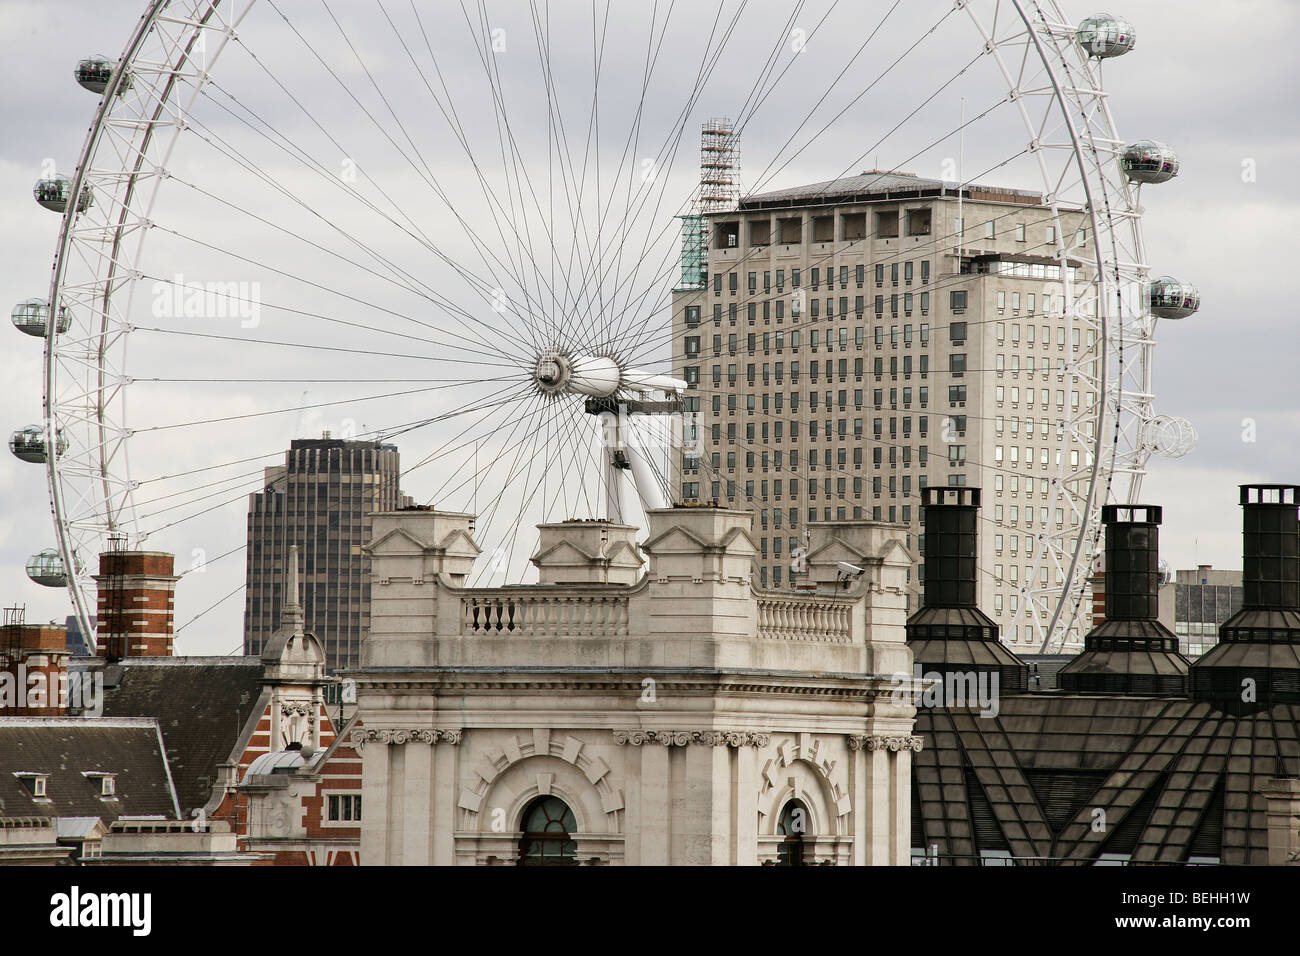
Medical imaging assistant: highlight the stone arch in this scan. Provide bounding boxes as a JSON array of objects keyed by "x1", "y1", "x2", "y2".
[
  {"x1": 481, "y1": 756, "x2": 608, "y2": 836},
  {"x1": 454, "y1": 730, "x2": 625, "y2": 864},
  {"x1": 756, "y1": 735, "x2": 855, "y2": 864},
  {"x1": 760, "y1": 759, "x2": 841, "y2": 837}
]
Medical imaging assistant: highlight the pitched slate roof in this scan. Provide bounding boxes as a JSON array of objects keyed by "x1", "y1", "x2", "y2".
[
  {"x1": 0, "y1": 717, "x2": 179, "y2": 821},
  {"x1": 74, "y1": 657, "x2": 269, "y2": 815},
  {"x1": 913, "y1": 696, "x2": 1300, "y2": 864}
]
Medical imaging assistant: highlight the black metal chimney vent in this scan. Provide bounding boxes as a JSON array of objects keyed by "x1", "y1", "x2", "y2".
[
  {"x1": 907, "y1": 486, "x2": 1027, "y2": 694},
  {"x1": 1058, "y1": 504, "x2": 1187, "y2": 696},
  {"x1": 1191, "y1": 484, "x2": 1300, "y2": 709}
]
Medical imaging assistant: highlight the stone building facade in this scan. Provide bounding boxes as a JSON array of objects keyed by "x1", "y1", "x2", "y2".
[{"x1": 351, "y1": 506, "x2": 919, "y2": 865}]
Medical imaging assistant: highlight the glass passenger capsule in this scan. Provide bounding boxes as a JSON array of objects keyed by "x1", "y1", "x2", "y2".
[
  {"x1": 11, "y1": 298, "x2": 72, "y2": 337},
  {"x1": 74, "y1": 55, "x2": 131, "y2": 94},
  {"x1": 1148, "y1": 277, "x2": 1199, "y2": 319},
  {"x1": 9, "y1": 425, "x2": 67, "y2": 463},
  {"x1": 33, "y1": 174, "x2": 94, "y2": 213},
  {"x1": 1121, "y1": 140, "x2": 1179, "y2": 184},
  {"x1": 26, "y1": 549, "x2": 70, "y2": 588},
  {"x1": 1076, "y1": 14, "x2": 1137, "y2": 57}
]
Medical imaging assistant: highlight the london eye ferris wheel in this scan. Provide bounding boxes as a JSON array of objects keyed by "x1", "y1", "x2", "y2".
[{"x1": 13, "y1": 1, "x2": 1199, "y2": 655}]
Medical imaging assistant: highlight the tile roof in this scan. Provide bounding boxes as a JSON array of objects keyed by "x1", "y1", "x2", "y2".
[
  {"x1": 913, "y1": 697, "x2": 1300, "y2": 864},
  {"x1": 0, "y1": 718, "x2": 179, "y2": 821},
  {"x1": 74, "y1": 657, "x2": 269, "y2": 815}
]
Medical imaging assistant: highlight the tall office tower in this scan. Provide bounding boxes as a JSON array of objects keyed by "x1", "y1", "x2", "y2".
[
  {"x1": 672, "y1": 170, "x2": 1096, "y2": 649},
  {"x1": 243, "y1": 435, "x2": 410, "y2": 670}
]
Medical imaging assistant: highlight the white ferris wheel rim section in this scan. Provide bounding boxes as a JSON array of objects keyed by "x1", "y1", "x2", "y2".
[{"x1": 42, "y1": 0, "x2": 1146, "y2": 654}]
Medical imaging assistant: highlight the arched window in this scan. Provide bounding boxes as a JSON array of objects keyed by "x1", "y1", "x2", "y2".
[
  {"x1": 517, "y1": 796, "x2": 578, "y2": 866},
  {"x1": 776, "y1": 799, "x2": 809, "y2": 866}
]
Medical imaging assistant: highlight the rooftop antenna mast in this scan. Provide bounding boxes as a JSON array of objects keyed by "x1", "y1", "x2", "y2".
[
  {"x1": 957, "y1": 97, "x2": 965, "y2": 254},
  {"x1": 676, "y1": 118, "x2": 739, "y2": 292}
]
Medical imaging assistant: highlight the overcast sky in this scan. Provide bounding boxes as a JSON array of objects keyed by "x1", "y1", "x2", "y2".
[{"x1": 0, "y1": 0, "x2": 1295, "y2": 655}]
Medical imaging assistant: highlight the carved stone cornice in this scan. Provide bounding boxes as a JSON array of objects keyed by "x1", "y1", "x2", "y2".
[
  {"x1": 846, "y1": 734, "x2": 923, "y2": 752},
  {"x1": 612, "y1": 730, "x2": 771, "y2": 748},
  {"x1": 351, "y1": 728, "x2": 463, "y2": 750}
]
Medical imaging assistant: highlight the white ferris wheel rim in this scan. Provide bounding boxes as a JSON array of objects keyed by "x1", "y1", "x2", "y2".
[{"x1": 39, "y1": 0, "x2": 1158, "y2": 654}]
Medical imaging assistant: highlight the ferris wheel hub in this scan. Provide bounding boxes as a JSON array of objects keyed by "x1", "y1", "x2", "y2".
[{"x1": 532, "y1": 349, "x2": 686, "y2": 400}]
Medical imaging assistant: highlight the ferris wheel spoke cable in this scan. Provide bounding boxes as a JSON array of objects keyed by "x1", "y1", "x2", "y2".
[
  {"x1": 496, "y1": 0, "x2": 596, "y2": 350},
  {"x1": 473, "y1": 403, "x2": 564, "y2": 574},
  {"x1": 325, "y1": 0, "x2": 564, "y2": 349},
  {"x1": 451, "y1": 0, "x2": 580, "y2": 352},
  {"x1": 586, "y1": 0, "x2": 775, "y2": 355},
  {"x1": 574, "y1": 0, "x2": 677, "y2": 358},
  {"x1": 540, "y1": 0, "x2": 670, "y2": 356},
  {"x1": 606, "y1": 69, "x2": 1008, "y2": 364},
  {"x1": 313, "y1": 0, "x2": 556, "y2": 343},
  {"x1": 139, "y1": 228, "x2": 534, "y2": 367},
  {"x1": 614, "y1": 137, "x2": 1034, "y2": 369},
  {"x1": 598, "y1": 0, "x2": 935, "y2": 332},
  {"x1": 236, "y1": 15, "x2": 554, "y2": 354},
  {"x1": 153, "y1": 174, "x2": 537, "y2": 364},
  {"x1": 552, "y1": 0, "x2": 758, "y2": 356},
  {"x1": 133, "y1": 324, "x2": 530, "y2": 372},
  {"x1": 463, "y1": 399, "x2": 601, "y2": 588},
  {"x1": 126, "y1": 379, "x2": 532, "y2": 507},
  {"x1": 420, "y1": 390, "x2": 551, "y2": 509},
  {"x1": 136, "y1": 381, "x2": 538, "y2": 534},
  {"x1": 383, "y1": 2, "x2": 577, "y2": 353},
  {"x1": 596, "y1": 0, "x2": 842, "y2": 353},
  {"x1": 175, "y1": 99, "x2": 542, "y2": 363},
  {"x1": 616, "y1": 77, "x2": 1014, "y2": 361}
]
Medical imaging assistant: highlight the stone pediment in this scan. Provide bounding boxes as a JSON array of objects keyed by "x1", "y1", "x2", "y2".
[
  {"x1": 643, "y1": 523, "x2": 757, "y2": 556},
  {"x1": 367, "y1": 525, "x2": 480, "y2": 558},
  {"x1": 807, "y1": 537, "x2": 874, "y2": 565},
  {"x1": 877, "y1": 538, "x2": 913, "y2": 566},
  {"x1": 807, "y1": 536, "x2": 911, "y2": 567},
  {"x1": 603, "y1": 539, "x2": 646, "y2": 567}
]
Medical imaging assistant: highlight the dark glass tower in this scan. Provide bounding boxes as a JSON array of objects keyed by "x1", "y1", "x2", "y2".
[{"x1": 243, "y1": 436, "x2": 409, "y2": 670}]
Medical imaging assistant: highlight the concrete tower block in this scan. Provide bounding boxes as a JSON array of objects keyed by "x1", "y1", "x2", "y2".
[
  {"x1": 364, "y1": 510, "x2": 481, "y2": 667},
  {"x1": 641, "y1": 507, "x2": 758, "y2": 640},
  {"x1": 531, "y1": 520, "x2": 644, "y2": 586}
]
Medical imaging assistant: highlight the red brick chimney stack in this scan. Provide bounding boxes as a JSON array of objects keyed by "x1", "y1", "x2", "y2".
[
  {"x1": 0, "y1": 609, "x2": 69, "y2": 715},
  {"x1": 93, "y1": 551, "x2": 179, "y2": 659}
]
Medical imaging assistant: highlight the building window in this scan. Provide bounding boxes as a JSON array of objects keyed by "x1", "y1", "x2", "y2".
[
  {"x1": 950, "y1": 290, "x2": 966, "y2": 312},
  {"x1": 517, "y1": 796, "x2": 578, "y2": 866},
  {"x1": 776, "y1": 799, "x2": 809, "y2": 866},
  {"x1": 327, "y1": 793, "x2": 362, "y2": 823}
]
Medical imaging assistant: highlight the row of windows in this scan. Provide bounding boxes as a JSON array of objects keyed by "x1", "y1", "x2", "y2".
[
  {"x1": 701, "y1": 417, "x2": 936, "y2": 444},
  {"x1": 995, "y1": 385, "x2": 1093, "y2": 408},
  {"x1": 685, "y1": 322, "x2": 944, "y2": 356},
  {"x1": 713, "y1": 209, "x2": 934, "y2": 249},
  {"x1": 691, "y1": 290, "x2": 974, "y2": 327},
  {"x1": 712, "y1": 262, "x2": 935, "y2": 293},
  {"x1": 697, "y1": 384, "x2": 948, "y2": 416},
  {"x1": 684, "y1": 350, "x2": 948, "y2": 386}
]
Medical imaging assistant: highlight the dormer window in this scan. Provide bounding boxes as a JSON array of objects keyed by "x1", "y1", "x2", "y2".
[
  {"x1": 14, "y1": 772, "x2": 49, "y2": 799},
  {"x1": 82, "y1": 771, "x2": 117, "y2": 798}
]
